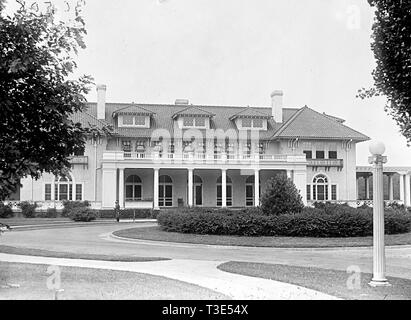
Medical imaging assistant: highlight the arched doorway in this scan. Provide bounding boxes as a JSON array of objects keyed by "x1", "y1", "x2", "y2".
[
  {"x1": 217, "y1": 175, "x2": 233, "y2": 207},
  {"x1": 159, "y1": 175, "x2": 173, "y2": 207},
  {"x1": 125, "y1": 175, "x2": 142, "y2": 202}
]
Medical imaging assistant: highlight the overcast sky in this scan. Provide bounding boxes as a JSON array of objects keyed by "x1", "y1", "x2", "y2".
[{"x1": 6, "y1": 0, "x2": 411, "y2": 165}]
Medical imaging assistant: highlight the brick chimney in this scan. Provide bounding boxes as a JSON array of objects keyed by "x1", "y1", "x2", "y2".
[
  {"x1": 97, "y1": 84, "x2": 107, "y2": 120},
  {"x1": 271, "y1": 90, "x2": 283, "y2": 123}
]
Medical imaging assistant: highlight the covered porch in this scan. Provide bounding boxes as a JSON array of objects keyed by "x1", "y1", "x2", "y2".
[{"x1": 107, "y1": 168, "x2": 302, "y2": 210}]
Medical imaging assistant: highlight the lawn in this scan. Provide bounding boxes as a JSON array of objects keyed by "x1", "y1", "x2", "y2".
[
  {"x1": 0, "y1": 245, "x2": 168, "y2": 262},
  {"x1": 0, "y1": 262, "x2": 229, "y2": 300},
  {"x1": 218, "y1": 262, "x2": 411, "y2": 300},
  {"x1": 113, "y1": 226, "x2": 411, "y2": 248}
]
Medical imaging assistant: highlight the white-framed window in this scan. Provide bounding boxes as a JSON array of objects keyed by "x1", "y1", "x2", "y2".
[
  {"x1": 241, "y1": 118, "x2": 266, "y2": 129},
  {"x1": 121, "y1": 115, "x2": 147, "y2": 127},
  {"x1": 312, "y1": 174, "x2": 329, "y2": 201},
  {"x1": 122, "y1": 115, "x2": 134, "y2": 125},
  {"x1": 182, "y1": 117, "x2": 207, "y2": 128},
  {"x1": 45, "y1": 184, "x2": 52, "y2": 201},
  {"x1": 253, "y1": 119, "x2": 264, "y2": 128},
  {"x1": 331, "y1": 184, "x2": 337, "y2": 201},
  {"x1": 183, "y1": 117, "x2": 194, "y2": 127},
  {"x1": 159, "y1": 175, "x2": 173, "y2": 207},
  {"x1": 125, "y1": 175, "x2": 142, "y2": 201},
  {"x1": 242, "y1": 118, "x2": 252, "y2": 128},
  {"x1": 75, "y1": 184, "x2": 83, "y2": 201}
]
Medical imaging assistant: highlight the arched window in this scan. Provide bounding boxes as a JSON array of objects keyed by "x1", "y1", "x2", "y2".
[
  {"x1": 312, "y1": 174, "x2": 329, "y2": 201},
  {"x1": 159, "y1": 175, "x2": 173, "y2": 207},
  {"x1": 217, "y1": 175, "x2": 233, "y2": 207},
  {"x1": 55, "y1": 175, "x2": 73, "y2": 201},
  {"x1": 125, "y1": 175, "x2": 142, "y2": 201}
]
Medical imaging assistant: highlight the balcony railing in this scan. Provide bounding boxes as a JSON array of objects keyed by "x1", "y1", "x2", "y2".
[
  {"x1": 103, "y1": 151, "x2": 307, "y2": 164},
  {"x1": 307, "y1": 159, "x2": 343, "y2": 168},
  {"x1": 69, "y1": 156, "x2": 88, "y2": 167}
]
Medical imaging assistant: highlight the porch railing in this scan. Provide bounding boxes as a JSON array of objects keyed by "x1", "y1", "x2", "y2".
[{"x1": 103, "y1": 151, "x2": 307, "y2": 163}]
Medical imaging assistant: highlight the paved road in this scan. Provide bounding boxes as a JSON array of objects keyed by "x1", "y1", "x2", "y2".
[{"x1": 2, "y1": 223, "x2": 411, "y2": 280}]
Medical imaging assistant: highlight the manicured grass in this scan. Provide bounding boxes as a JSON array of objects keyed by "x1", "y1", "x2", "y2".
[
  {"x1": 217, "y1": 262, "x2": 411, "y2": 300},
  {"x1": 0, "y1": 245, "x2": 168, "y2": 262},
  {"x1": 114, "y1": 226, "x2": 411, "y2": 248},
  {"x1": 0, "y1": 262, "x2": 229, "y2": 300}
]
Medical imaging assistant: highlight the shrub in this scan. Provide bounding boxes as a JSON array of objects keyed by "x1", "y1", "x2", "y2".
[
  {"x1": 19, "y1": 202, "x2": 37, "y2": 218},
  {"x1": 0, "y1": 203, "x2": 14, "y2": 218},
  {"x1": 35, "y1": 208, "x2": 58, "y2": 218},
  {"x1": 260, "y1": 174, "x2": 304, "y2": 216},
  {"x1": 69, "y1": 207, "x2": 97, "y2": 222},
  {"x1": 62, "y1": 201, "x2": 90, "y2": 217},
  {"x1": 157, "y1": 205, "x2": 411, "y2": 238},
  {"x1": 98, "y1": 209, "x2": 155, "y2": 219}
]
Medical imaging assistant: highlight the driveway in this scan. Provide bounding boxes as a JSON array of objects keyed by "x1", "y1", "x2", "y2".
[{"x1": 1, "y1": 223, "x2": 411, "y2": 291}]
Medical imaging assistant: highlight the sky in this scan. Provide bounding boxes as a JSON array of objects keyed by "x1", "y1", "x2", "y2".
[{"x1": 5, "y1": 0, "x2": 411, "y2": 166}]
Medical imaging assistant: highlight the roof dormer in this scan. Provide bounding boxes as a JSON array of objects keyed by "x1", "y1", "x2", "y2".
[
  {"x1": 172, "y1": 106, "x2": 215, "y2": 129},
  {"x1": 112, "y1": 104, "x2": 155, "y2": 128},
  {"x1": 230, "y1": 107, "x2": 272, "y2": 131}
]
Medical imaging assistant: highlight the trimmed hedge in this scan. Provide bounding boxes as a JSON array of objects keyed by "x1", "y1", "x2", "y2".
[
  {"x1": 0, "y1": 203, "x2": 14, "y2": 218},
  {"x1": 69, "y1": 207, "x2": 97, "y2": 222},
  {"x1": 62, "y1": 201, "x2": 90, "y2": 217},
  {"x1": 157, "y1": 206, "x2": 411, "y2": 238},
  {"x1": 98, "y1": 209, "x2": 157, "y2": 219},
  {"x1": 19, "y1": 202, "x2": 37, "y2": 218}
]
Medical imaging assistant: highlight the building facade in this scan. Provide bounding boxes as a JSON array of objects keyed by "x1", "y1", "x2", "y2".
[{"x1": 17, "y1": 85, "x2": 376, "y2": 210}]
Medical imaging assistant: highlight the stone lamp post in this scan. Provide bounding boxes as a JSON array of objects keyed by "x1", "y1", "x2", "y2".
[{"x1": 368, "y1": 141, "x2": 390, "y2": 287}]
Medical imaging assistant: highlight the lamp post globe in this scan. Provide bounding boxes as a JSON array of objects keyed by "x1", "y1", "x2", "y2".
[{"x1": 369, "y1": 141, "x2": 386, "y2": 156}]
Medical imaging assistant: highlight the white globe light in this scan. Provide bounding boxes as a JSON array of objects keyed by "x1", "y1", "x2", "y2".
[{"x1": 369, "y1": 141, "x2": 386, "y2": 155}]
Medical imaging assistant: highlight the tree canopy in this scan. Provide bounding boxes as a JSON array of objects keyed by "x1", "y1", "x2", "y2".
[
  {"x1": 0, "y1": 1, "x2": 107, "y2": 201},
  {"x1": 359, "y1": 0, "x2": 411, "y2": 143}
]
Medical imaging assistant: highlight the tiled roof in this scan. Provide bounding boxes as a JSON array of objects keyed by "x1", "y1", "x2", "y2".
[
  {"x1": 71, "y1": 110, "x2": 116, "y2": 134},
  {"x1": 112, "y1": 104, "x2": 155, "y2": 117},
  {"x1": 172, "y1": 106, "x2": 216, "y2": 119},
  {"x1": 81, "y1": 102, "x2": 368, "y2": 141},
  {"x1": 229, "y1": 107, "x2": 273, "y2": 120},
  {"x1": 272, "y1": 106, "x2": 370, "y2": 141}
]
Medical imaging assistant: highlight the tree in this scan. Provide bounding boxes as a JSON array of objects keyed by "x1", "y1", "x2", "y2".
[
  {"x1": 260, "y1": 174, "x2": 304, "y2": 216},
  {"x1": 0, "y1": 1, "x2": 108, "y2": 201},
  {"x1": 358, "y1": 1, "x2": 411, "y2": 143}
]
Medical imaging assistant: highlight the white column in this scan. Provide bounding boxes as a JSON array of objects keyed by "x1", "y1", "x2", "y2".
[
  {"x1": 51, "y1": 179, "x2": 56, "y2": 201},
  {"x1": 254, "y1": 169, "x2": 260, "y2": 207},
  {"x1": 399, "y1": 173, "x2": 405, "y2": 204},
  {"x1": 222, "y1": 169, "x2": 227, "y2": 208},
  {"x1": 72, "y1": 176, "x2": 76, "y2": 201},
  {"x1": 369, "y1": 153, "x2": 389, "y2": 286},
  {"x1": 188, "y1": 168, "x2": 194, "y2": 207},
  {"x1": 118, "y1": 168, "x2": 125, "y2": 208},
  {"x1": 405, "y1": 174, "x2": 411, "y2": 207},
  {"x1": 154, "y1": 168, "x2": 159, "y2": 210},
  {"x1": 286, "y1": 170, "x2": 293, "y2": 181},
  {"x1": 293, "y1": 169, "x2": 307, "y2": 205},
  {"x1": 388, "y1": 174, "x2": 394, "y2": 201},
  {"x1": 102, "y1": 167, "x2": 117, "y2": 208}
]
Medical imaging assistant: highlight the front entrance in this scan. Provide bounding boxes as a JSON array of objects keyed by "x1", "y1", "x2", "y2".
[
  {"x1": 159, "y1": 175, "x2": 173, "y2": 207},
  {"x1": 194, "y1": 175, "x2": 203, "y2": 206}
]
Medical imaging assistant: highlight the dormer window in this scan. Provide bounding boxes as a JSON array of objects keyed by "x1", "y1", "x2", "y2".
[
  {"x1": 121, "y1": 115, "x2": 148, "y2": 127},
  {"x1": 182, "y1": 117, "x2": 207, "y2": 128},
  {"x1": 240, "y1": 118, "x2": 266, "y2": 129}
]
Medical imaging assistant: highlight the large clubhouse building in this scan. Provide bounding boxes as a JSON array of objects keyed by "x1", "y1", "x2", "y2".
[{"x1": 13, "y1": 85, "x2": 411, "y2": 210}]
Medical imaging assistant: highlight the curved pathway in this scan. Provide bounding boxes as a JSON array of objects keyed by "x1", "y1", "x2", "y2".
[{"x1": 1, "y1": 222, "x2": 411, "y2": 298}]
